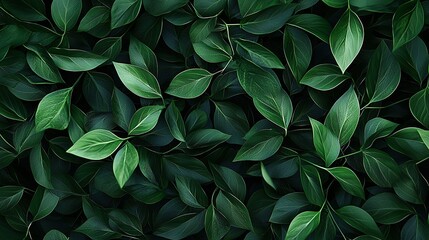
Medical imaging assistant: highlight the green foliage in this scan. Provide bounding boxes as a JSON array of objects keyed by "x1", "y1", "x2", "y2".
[{"x1": 0, "y1": 0, "x2": 428, "y2": 239}]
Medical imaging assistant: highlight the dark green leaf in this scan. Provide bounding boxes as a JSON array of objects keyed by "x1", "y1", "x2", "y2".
[
  {"x1": 0, "y1": 186, "x2": 24, "y2": 212},
  {"x1": 283, "y1": 26, "x2": 312, "y2": 81},
  {"x1": 362, "y1": 149, "x2": 401, "y2": 187},
  {"x1": 49, "y1": 48, "x2": 108, "y2": 72},
  {"x1": 205, "y1": 204, "x2": 230, "y2": 240},
  {"x1": 392, "y1": 0, "x2": 424, "y2": 50},
  {"x1": 300, "y1": 64, "x2": 350, "y2": 91},
  {"x1": 111, "y1": 0, "x2": 143, "y2": 29},
  {"x1": 287, "y1": 14, "x2": 332, "y2": 43},
  {"x1": 234, "y1": 129, "x2": 283, "y2": 161},
  {"x1": 235, "y1": 39, "x2": 284, "y2": 69},
  {"x1": 362, "y1": 192, "x2": 414, "y2": 224},
  {"x1": 327, "y1": 167, "x2": 365, "y2": 199},
  {"x1": 175, "y1": 176, "x2": 208, "y2": 209},
  {"x1": 216, "y1": 191, "x2": 253, "y2": 231},
  {"x1": 335, "y1": 205, "x2": 382, "y2": 237},
  {"x1": 51, "y1": 0, "x2": 82, "y2": 32}
]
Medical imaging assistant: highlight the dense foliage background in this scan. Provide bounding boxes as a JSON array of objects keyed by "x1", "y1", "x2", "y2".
[{"x1": 0, "y1": 0, "x2": 429, "y2": 239}]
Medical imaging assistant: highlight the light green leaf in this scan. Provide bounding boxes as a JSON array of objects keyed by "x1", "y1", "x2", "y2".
[
  {"x1": 166, "y1": 68, "x2": 213, "y2": 99},
  {"x1": 309, "y1": 118, "x2": 340, "y2": 167},
  {"x1": 48, "y1": 48, "x2": 108, "y2": 72},
  {"x1": 128, "y1": 105, "x2": 164, "y2": 135},
  {"x1": 300, "y1": 64, "x2": 350, "y2": 91},
  {"x1": 325, "y1": 86, "x2": 360, "y2": 145},
  {"x1": 235, "y1": 39, "x2": 284, "y2": 69},
  {"x1": 285, "y1": 211, "x2": 320, "y2": 240},
  {"x1": 327, "y1": 167, "x2": 365, "y2": 199},
  {"x1": 113, "y1": 62, "x2": 162, "y2": 99},
  {"x1": 111, "y1": 0, "x2": 143, "y2": 29},
  {"x1": 113, "y1": 142, "x2": 139, "y2": 188},
  {"x1": 51, "y1": 0, "x2": 82, "y2": 32},
  {"x1": 35, "y1": 87, "x2": 72, "y2": 132},
  {"x1": 366, "y1": 41, "x2": 401, "y2": 103},
  {"x1": 66, "y1": 129, "x2": 124, "y2": 160},
  {"x1": 329, "y1": 8, "x2": 364, "y2": 73},
  {"x1": 392, "y1": 0, "x2": 424, "y2": 50},
  {"x1": 283, "y1": 26, "x2": 312, "y2": 81},
  {"x1": 233, "y1": 129, "x2": 283, "y2": 161}
]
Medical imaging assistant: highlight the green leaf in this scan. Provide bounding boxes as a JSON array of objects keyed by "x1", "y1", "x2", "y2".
[
  {"x1": 186, "y1": 129, "x2": 230, "y2": 149},
  {"x1": 205, "y1": 204, "x2": 230, "y2": 240},
  {"x1": 363, "y1": 192, "x2": 414, "y2": 224},
  {"x1": 235, "y1": 39, "x2": 284, "y2": 69},
  {"x1": 285, "y1": 211, "x2": 320, "y2": 240},
  {"x1": 35, "y1": 87, "x2": 72, "y2": 132},
  {"x1": 66, "y1": 129, "x2": 124, "y2": 160},
  {"x1": 25, "y1": 44, "x2": 64, "y2": 84},
  {"x1": 300, "y1": 64, "x2": 350, "y2": 91},
  {"x1": 213, "y1": 102, "x2": 249, "y2": 145},
  {"x1": 241, "y1": 5, "x2": 295, "y2": 35},
  {"x1": 129, "y1": 36, "x2": 158, "y2": 75},
  {"x1": 128, "y1": 105, "x2": 164, "y2": 135},
  {"x1": 237, "y1": 0, "x2": 282, "y2": 17},
  {"x1": 1, "y1": 0, "x2": 46, "y2": 22},
  {"x1": 287, "y1": 14, "x2": 332, "y2": 43},
  {"x1": 261, "y1": 162, "x2": 276, "y2": 189},
  {"x1": 325, "y1": 86, "x2": 360, "y2": 145},
  {"x1": 392, "y1": 0, "x2": 424, "y2": 50},
  {"x1": 322, "y1": 0, "x2": 347, "y2": 8},
  {"x1": 270, "y1": 192, "x2": 311, "y2": 224},
  {"x1": 43, "y1": 230, "x2": 68, "y2": 240},
  {"x1": 335, "y1": 205, "x2": 382, "y2": 237},
  {"x1": 300, "y1": 164, "x2": 325, "y2": 206},
  {"x1": 166, "y1": 68, "x2": 213, "y2": 99},
  {"x1": 329, "y1": 8, "x2": 364, "y2": 73},
  {"x1": 210, "y1": 164, "x2": 246, "y2": 201},
  {"x1": 13, "y1": 120, "x2": 44, "y2": 154},
  {"x1": 163, "y1": 154, "x2": 212, "y2": 183},
  {"x1": 362, "y1": 149, "x2": 401, "y2": 188},
  {"x1": 113, "y1": 62, "x2": 162, "y2": 99},
  {"x1": 394, "y1": 37, "x2": 428, "y2": 83},
  {"x1": 0, "y1": 88, "x2": 28, "y2": 121},
  {"x1": 410, "y1": 88, "x2": 429, "y2": 129},
  {"x1": 309, "y1": 118, "x2": 340, "y2": 167},
  {"x1": 387, "y1": 127, "x2": 429, "y2": 161},
  {"x1": 112, "y1": 87, "x2": 136, "y2": 131},
  {"x1": 216, "y1": 191, "x2": 253, "y2": 231},
  {"x1": 394, "y1": 162, "x2": 427, "y2": 205},
  {"x1": 401, "y1": 215, "x2": 429, "y2": 240},
  {"x1": 154, "y1": 212, "x2": 205, "y2": 239},
  {"x1": 113, "y1": 141, "x2": 139, "y2": 188},
  {"x1": 233, "y1": 129, "x2": 283, "y2": 161},
  {"x1": 78, "y1": 6, "x2": 110, "y2": 33},
  {"x1": 165, "y1": 101, "x2": 186, "y2": 142},
  {"x1": 362, "y1": 117, "x2": 399, "y2": 148},
  {"x1": 29, "y1": 187, "x2": 59, "y2": 221},
  {"x1": 76, "y1": 217, "x2": 121, "y2": 239},
  {"x1": 30, "y1": 145, "x2": 53, "y2": 189},
  {"x1": 48, "y1": 48, "x2": 108, "y2": 72},
  {"x1": 366, "y1": 41, "x2": 401, "y2": 103},
  {"x1": 108, "y1": 209, "x2": 144, "y2": 236},
  {"x1": 111, "y1": 0, "x2": 143, "y2": 29},
  {"x1": 327, "y1": 167, "x2": 365, "y2": 199},
  {"x1": 93, "y1": 37, "x2": 122, "y2": 59},
  {"x1": 193, "y1": 33, "x2": 232, "y2": 63},
  {"x1": 189, "y1": 18, "x2": 216, "y2": 43},
  {"x1": 194, "y1": 0, "x2": 226, "y2": 17},
  {"x1": 0, "y1": 186, "x2": 24, "y2": 212},
  {"x1": 143, "y1": 0, "x2": 188, "y2": 16},
  {"x1": 175, "y1": 176, "x2": 208, "y2": 209},
  {"x1": 51, "y1": 0, "x2": 82, "y2": 32},
  {"x1": 283, "y1": 26, "x2": 312, "y2": 81}
]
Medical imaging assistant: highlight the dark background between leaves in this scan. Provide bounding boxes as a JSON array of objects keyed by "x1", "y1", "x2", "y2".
[{"x1": 0, "y1": 0, "x2": 429, "y2": 239}]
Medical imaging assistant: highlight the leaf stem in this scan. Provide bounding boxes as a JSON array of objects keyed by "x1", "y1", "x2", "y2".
[
  {"x1": 300, "y1": 157, "x2": 327, "y2": 171},
  {"x1": 337, "y1": 150, "x2": 361, "y2": 160}
]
